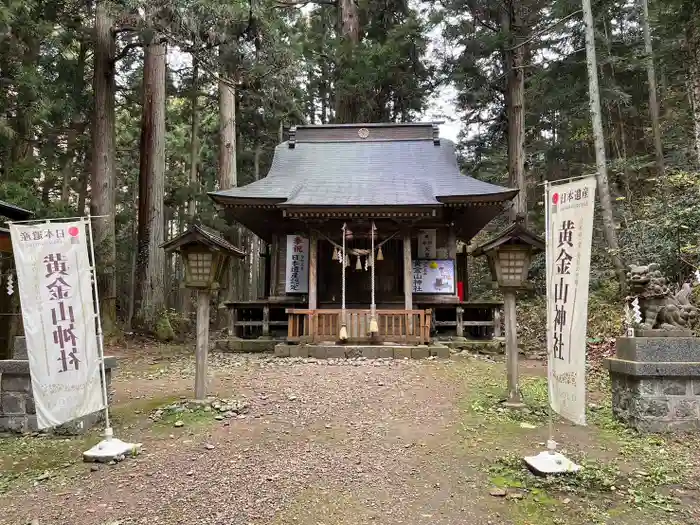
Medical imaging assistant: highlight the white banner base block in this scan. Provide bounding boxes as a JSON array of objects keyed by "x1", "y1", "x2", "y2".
[
  {"x1": 83, "y1": 429, "x2": 142, "y2": 463},
  {"x1": 524, "y1": 451, "x2": 581, "y2": 476}
]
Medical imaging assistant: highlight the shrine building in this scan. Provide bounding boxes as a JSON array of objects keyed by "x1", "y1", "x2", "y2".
[{"x1": 209, "y1": 122, "x2": 517, "y2": 348}]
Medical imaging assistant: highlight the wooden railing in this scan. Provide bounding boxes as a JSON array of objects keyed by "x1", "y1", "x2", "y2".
[{"x1": 286, "y1": 309, "x2": 431, "y2": 344}]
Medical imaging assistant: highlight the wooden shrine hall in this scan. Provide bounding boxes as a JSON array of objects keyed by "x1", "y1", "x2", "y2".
[{"x1": 209, "y1": 122, "x2": 517, "y2": 345}]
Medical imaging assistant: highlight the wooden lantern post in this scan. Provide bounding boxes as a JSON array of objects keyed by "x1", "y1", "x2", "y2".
[
  {"x1": 472, "y1": 222, "x2": 544, "y2": 407},
  {"x1": 162, "y1": 225, "x2": 245, "y2": 399}
]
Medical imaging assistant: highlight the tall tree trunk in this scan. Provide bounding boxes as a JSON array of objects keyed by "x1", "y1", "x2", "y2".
[
  {"x1": 582, "y1": 0, "x2": 627, "y2": 292},
  {"x1": 641, "y1": 0, "x2": 664, "y2": 174},
  {"x1": 181, "y1": 60, "x2": 201, "y2": 316},
  {"x1": 91, "y1": 0, "x2": 118, "y2": 335},
  {"x1": 249, "y1": 145, "x2": 262, "y2": 299},
  {"x1": 78, "y1": 148, "x2": 90, "y2": 215},
  {"x1": 335, "y1": 0, "x2": 360, "y2": 123},
  {"x1": 688, "y1": 20, "x2": 700, "y2": 166},
  {"x1": 188, "y1": 59, "x2": 200, "y2": 219},
  {"x1": 502, "y1": 2, "x2": 527, "y2": 226},
  {"x1": 63, "y1": 38, "x2": 87, "y2": 205},
  {"x1": 134, "y1": 39, "x2": 167, "y2": 328},
  {"x1": 219, "y1": 61, "x2": 239, "y2": 325}
]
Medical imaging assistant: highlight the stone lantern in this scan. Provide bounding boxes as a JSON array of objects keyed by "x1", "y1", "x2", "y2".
[
  {"x1": 472, "y1": 221, "x2": 544, "y2": 406},
  {"x1": 162, "y1": 224, "x2": 245, "y2": 399}
]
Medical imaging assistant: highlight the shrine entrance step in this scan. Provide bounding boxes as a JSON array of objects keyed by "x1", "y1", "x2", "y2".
[{"x1": 273, "y1": 343, "x2": 450, "y2": 360}]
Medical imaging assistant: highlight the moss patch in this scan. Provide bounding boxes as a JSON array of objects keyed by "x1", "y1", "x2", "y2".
[
  {"x1": 0, "y1": 434, "x2": 96, "y2": 494},
  {"x1": 449, "y1": 357, "x2": 700, "y2": 524}
]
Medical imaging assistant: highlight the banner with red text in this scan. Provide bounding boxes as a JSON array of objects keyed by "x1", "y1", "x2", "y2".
[
  {"x1": 10, "y1": 220, "x2": 104, "y2": 429},
  {"x1": 546, "y1": 177, "x2": 597, "y2": 426}
]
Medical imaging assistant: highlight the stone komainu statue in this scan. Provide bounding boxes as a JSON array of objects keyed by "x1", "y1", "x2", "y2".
[{"x1": 626, "y1": 263, "x2": 699, "y2": 330}]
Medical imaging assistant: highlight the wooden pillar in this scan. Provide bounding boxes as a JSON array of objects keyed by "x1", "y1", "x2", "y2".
[
  {"x1": 309, "y1": 231, "x2": 318, "y2": 310},
  {"x1": 195, "y1": 289, "x2": 210, "y2": 400},
  {"x1": 494, "y1": 307, "x2": 502, "y2": 338},
  {"x1": 456, "y1": 306, "x2": 464, "y2": 337},
  {"x1": 262, "y1": 305, "x2": 270, "y2": 337},
  {"x1": 262, "y1": 243, "x2": 271, "y2": 299},
  {"x1": 402, "y1": 232, "x2": 412, "y2": 311},
  {"x1": 448, "y1": 225, "x2": 459, "y2": 301},
  {"x1": 503, "y1": 290, "x2": 522, "y2": 406},
  {"x1": 269, "y1": 235, "x2": 279, "y2": 297}
]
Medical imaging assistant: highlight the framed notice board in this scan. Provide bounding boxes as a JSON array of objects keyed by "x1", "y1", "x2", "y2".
[{"x1": 412, "y1": 259, "x2": 455, "y2": 294}]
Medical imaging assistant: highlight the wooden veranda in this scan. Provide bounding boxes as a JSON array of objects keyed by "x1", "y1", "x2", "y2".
[{"x1": 286, "y1": 308, "x2": 431, "y2": 344}]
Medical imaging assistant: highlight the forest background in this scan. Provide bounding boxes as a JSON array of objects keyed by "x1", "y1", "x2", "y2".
[{"x1": 1, "y1": 0, "x2": 699, "y2": 352}]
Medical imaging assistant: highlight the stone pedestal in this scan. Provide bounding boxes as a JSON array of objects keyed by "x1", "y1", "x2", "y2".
[
  {"x1": 0, "y1": 354, "x2": 117, "y2": 434},
  {"x1": 605, "y1": 335, "x2": 700, "y2": 432}
]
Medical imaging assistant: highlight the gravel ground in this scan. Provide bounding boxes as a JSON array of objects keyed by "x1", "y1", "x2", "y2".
[{"x1": 0, "y1": 354, "x2": 504, "y2": 525}]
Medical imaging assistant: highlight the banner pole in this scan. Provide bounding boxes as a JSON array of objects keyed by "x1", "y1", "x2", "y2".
[
  {"x1": 85, "y1": 216, "x2": 112, "y2": 435},
  {"x1": 82, "y1": 216, "x2": 141, "y2": 462},
  {"x1": 544, "y1": 182, "x2": 556, "y2": 455}
]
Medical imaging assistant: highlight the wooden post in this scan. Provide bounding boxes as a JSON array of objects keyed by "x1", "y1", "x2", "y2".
[
  {"x1": 231, "y1": 306, "x2": 238, "y2": 338},
  {"x1": 448, "y1": 225, "x2": 458, "y2": 300},
  {"x1": 309, "y1": 231, "x2": 318, "y2": 310},
  {"x1": 262, "y1": 305, "x2": 270, "y2": 337},
  {"x1": 503, "y1": 290, "x2": 522, "y2": 406},
  {"x1": 494, "y1": 307, "x2": 502, "y2": 338},
  {"x1": 269, "y1": 235, "x2": 279, "y2": 297},
  {"x1": 195, "y1": 289, "x2": 211, "y2": 400},
  {"x1": 403, "y1": 232, "x2": 413, "y2": 333},
  {"x1": 403, "y1": 232, "x2": 412, "y2": 311},
  {"x1": 456, "y1": 307, "x2": 464, "y2": 338}
]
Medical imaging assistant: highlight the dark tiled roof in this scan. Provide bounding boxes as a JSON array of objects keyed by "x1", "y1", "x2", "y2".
[
  {"x1": 0, "y1": 199, "x2": 32, "y2": 220},
  {"x1": 209, "y1": 124, "x2": 516, "y2": 207},
  {"x1": 161, "y1": 223, "x2": 246, "y2": 258},
  {"x1": 471, "y1": 222, "x2": 545, "y2": 255}
]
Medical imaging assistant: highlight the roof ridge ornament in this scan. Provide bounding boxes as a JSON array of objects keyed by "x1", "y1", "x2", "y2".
[
  {"x1": 288, "y1": 125, "x2": 297, "y2": 149},
  {"x1": 432, "y1": 123, "x2": 440, "y2": 145}
]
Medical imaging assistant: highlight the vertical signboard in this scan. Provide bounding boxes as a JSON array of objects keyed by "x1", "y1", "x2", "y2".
[
  {"x1": 10, "y1": 220, "x2": 105, "y2": 429},
  {"x1": 285, "y1": 234, "x2": 309, "y2": 294},
  {"x1": 546, "y1": 177, "x2": 597, "y2": 426},
  {"x1": 417, "y1": 229, "x2": 437, "y2": 259}
]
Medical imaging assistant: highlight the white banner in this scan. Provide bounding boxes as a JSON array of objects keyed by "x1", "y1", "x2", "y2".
[
  {"x1": 546, "y1": 177, "x2": 597, "y2": 426},
  {"x1": 10, "y1": 220, "x2": 105, "y2": 429},
  {"x1": 285, "y1": 234, "x2": 309, "y2": 294}
]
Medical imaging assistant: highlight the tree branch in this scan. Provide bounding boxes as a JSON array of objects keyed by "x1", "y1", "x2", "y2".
[
  {"x1": 464, "y1": 0, "x2": 498, "y2": 32},
  {"x1": 113, "y1": 41, "x2": 142, "y2": 63},
  {"x1": 274, "y1": 0, "x2": 335, "y2": 7},
  {"x1": 506, "y1": 10, "x2": 583, "y2": 51}
]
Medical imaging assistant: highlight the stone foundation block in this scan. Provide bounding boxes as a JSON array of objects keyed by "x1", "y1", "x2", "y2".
[
  {"x1": 215, "y1": 338, "x2": 277, "y2": 354},
  {"x1": 12, "y1": 336, "x2": 28, "y2": 360},
  {"x1": 430, "y1": 345, "x2": 451, "y2": 358},
  {"x1": 326, "y1": 347, "x2": 347, "y2": 359},
  {"x1": 345, "y1": 347, "x2": 362, "y2": 359},
  {"x1": 274, "y1": 344, "x2": 291, "y2": 358},
  {"x1": 289, "y1": 346, "x2": 309, "y2": 358},
  {"x1": 1, "y1": 374, "x2": 32, "y2": 393},
  {"x1": 378, "y1": 347, "x2": 394, "y2": 359},
  {"x1": 309, "y1": 346, "x2": 328, "y2": 359},
  {"x1": 411, "y1": 347, "x2": 429, "y2": 359},
  {"x1": 606, "y1": 335, "x2": 700, "y2": 432},
  {"x1": 1, "y1": 392, "x2": 26, "y2": 414},
  {"x1": 361, "y1": 347, "x2": 380, "y2": 359},
  {"x1": 444, "y1": 338, "x2": 505, "y2": 355},
  {"x1": 393, "y1": 347, "x2": 412, "y2": 359}
]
